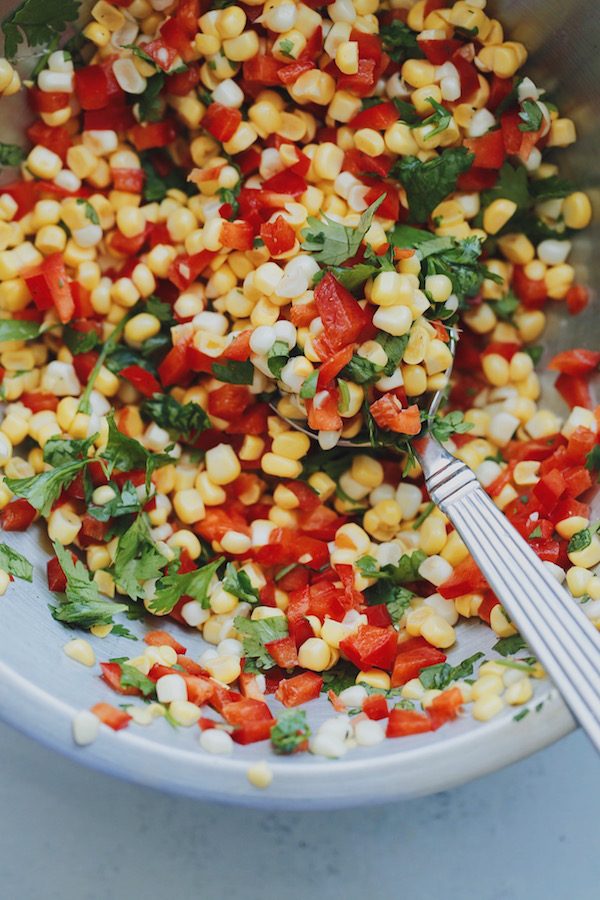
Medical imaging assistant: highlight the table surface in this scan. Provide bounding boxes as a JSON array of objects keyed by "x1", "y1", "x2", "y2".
[{"x1": 1, "y1": 723, "x2": 598, "y2": 900}]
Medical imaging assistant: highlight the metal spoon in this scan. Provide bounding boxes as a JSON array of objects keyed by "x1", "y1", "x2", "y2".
[{"x1": 271, "y1": 333, "x2": 600, "y2": 752}]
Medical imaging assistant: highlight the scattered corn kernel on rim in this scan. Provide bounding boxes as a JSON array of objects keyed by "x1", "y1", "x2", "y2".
[{"x1": 0, "y1": 0, "x2": 596, "y2": 770}]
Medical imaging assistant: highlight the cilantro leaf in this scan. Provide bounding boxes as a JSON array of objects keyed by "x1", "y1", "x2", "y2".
[
  {"x1": 0, "y1": 543, "x2": 33, "y2": 581},
  {"x1": 138, "y1": 72, "x2": 165, "y2": 123},
  {"x1": 211, "y1": 359, "x2": 254, "y2": 385},
  {"x1": 518, "y1": 99, "x2": 543, "y2": 132},
  {"x1": 267, "y1": 340, "x2": 290, "y2": 380},
  {"x1": 234, "y1": 615, "x2": 288, "y2": 671},
  {"x1": 101, "y1": 412, "x2": 173, "y2": 490},
  {"x1": 62, "y1": 323, "x2": 99, "y2": 355},
  {"x1": 380, "y1": 19, "x2": 423, "y2": 63},
  {"x1": 149, "y1": 556, "x2": 224, "y2": 614},
  {"x1": 141, "y1": 394, "x2": 210, "y2": 442},
  {"x1": 0, "y1": 143, "x2": 25, "y2": 167},
  {"x1": 299, "y1": 370, "x2": 318, "y2": 399},
  {"x1": 428, "y1": 411, "x2": 473, "y2": 443},
  {"x1": 222, "y1": 562, "x2": 260, "y2": 605},
  {"x1": 391, "y1": 98, "x2": 421, "y2": 126},
  {"x1": 530, "y1": 175, "x2": 575, "y2": 202},
  {"x1": 112, "y1": 515, "x2": 169, "y2": 601},
  {"x1": 320, "y1": 659, "x2": 360, "y2": 694},
  {"x1": 118, "y1": 663, "x2": 157, "y2": 697},
  {"x1": 340, "y1": 353, "x2": 383, "y2": 385},
  {"x1": 50, "y1": 542, "x2": 127, "y2": 628},
  {"x1": 419, "y1": 97, "x2": 452, "y2": 138},
  {"x1": 481, "y1": 162, "x2": 530, "y2": 211},
  {"x1": 568, "y1": 528, "x2": 592, "y2": 554},
  {"x1": 271, "y1": 709, "x2": 310, "y2": 755},
  {"x1": 585, "y1": 445, "x2": 600, "y2": 478},
  {"x1": 493, "y1": 634, "x2": 528, "y2": 657},
  {"x1": 524, "y1": 344, "x2": 544, "y2": 365},
  {"x1": 111, "y1": 624, "x2": 138, "y2": 641},
  {"x1": 88, "y1": 480, "x2": 141, "y2": 523},
  {"x1": 419, "y1": 652, "x2": 484, "y2": 690},
  {"x1": 2, "y1": 0, "x2": 80, "y2": 61},
  {"x1": 76, "y1": 197, "x2": 99, "y2": 225},
  {"x1": 5, "y1": 458, "x2": 89, "y2": 517},
  {"x1": 140, "y1": 152, "x2": 195, "y2": 203},
  {"x1": 314, "y1": 261, "x2": 380, "y2": 293},
  {"x1": 365, "y1": 580, "x2": 414, "y2": 625},
  {"x1": 357, "y1": 550, "x2": 427, "y2": 585},
  {"x1": 301, "y1": 195, "x2": 384, "y2": 266},
  {"x1": 43, "y1": 433, "x2": 96, "y2": 467},
  {"x1": 278, "y1": 37, "x2": 295, "y2": 58},
  {"x1": 0, "y1": 319, "x2": 44, "y2": 342},
  {"x1": 493, "y1": 292, "x2": 520, "y2": 322},
  {"x1": 390, "y1": 148, "x2": 474, "y2": 223}
]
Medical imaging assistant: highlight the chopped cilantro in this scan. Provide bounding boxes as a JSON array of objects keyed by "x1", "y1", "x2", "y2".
[
  {"x1": 234, "y1": 615, "x2": 288, "y2": 672},
  {"x1": 530, "y1": 175, "x2": 575, "y2": 202},
  {"x1": 492, "y1": 634, "x2": 528, "y2": 657},
  {"x1": 412, "y1": 501, "x2": 435, "y2": 530},
  {"x1": 390, "y1": 148, "x2": 474, "y2": 223},
  {"x1": 0, "y1": 143, "x2": 25, "y2": 167},
  {"x1": 301, "y1": 195, "x2": 384, "y2": 266},
  {"x1": 568, "y1": 527, "x2": 592, "y2": 554},
  {"x1": 278, "y1": 38, "x2": 295, "y2": 58},
  {"x1": 0, "y1": 543, "x2": 33, "y2": 581},
  {"x1": 481, "y1": 162, "x2": 530, "y2": 211},
  {"x1": 76, "y1": 197, "x2": 99, "y2": 225},
  {"x1": 380, "y1": 19, "x2": 422, "y2": 64},
  {"x1": 270, "y1": 709, "x2": 310, "y2": 755},
  {"x1": 320, "y1": 659, "x2": 360, "y2": 694},
  {"x1": 110, "y1": 624, "x2": 138, "y2": 641},
  {"x1": 5, "y1": 457, "x2": 90, "y2": 517},
  {"x1": 419, "y1": 97, "x2": 452, "y2": 138},
  {"x1": 222, "y1": 562, "x2": 260, "y2": 605},
  {"x1": 493, "y1": 292, "x2": 520, "y2": 322},
  {"x1": 513, "y1": 708, "x2": 530, "y2": 722},
  {"x1": 43, "y1": 433, "x2": 96, "y2": 467},
  {"x1": 50, "y1": 542, "x2": 127, "y2": 628},
  {"x1": 140, "y1": 152, "x2": 195, "y2": 203},
  {"x1": 299, "y1": 370, "x2": 318, "y2": 399},
  {"x1": 138, "y1": 72, "x2": 165, "y2": 123},
  {"x1": 111, "y1": 515, "x2": 169, "y2": 602},
  {"x1": 267, "y1": 340, "x2": 290, "y2": 380},
  {"x1": 419, "y1": 652, "x2": 484, "y2": 690},
  {"x1": 1, "y1": 0, "x2": 80, "y2": 60},
  {"x1": 141, "y1": 394, "x2": 210, "y2": 442},
  {"x1": 88, "y1": 480, "x2": 141, "y2": 523},
  {"x1": 529, "y1": 525, "x2": 543, "y2": 539},
  {"x1": 524, "y1": 344, "x2": 544, "y2": 365},
  {"x1": 585, "y1": 445, "x2": 600, "y2": 477},
  {"x1": 149, "y1": 556, "x2": 224, "y2": 614},
  {"x1": 0, "y1": 319, "x2": 44, "y2": 342},
  {"x1": 211, "y1": 359, "x2": 254, "y2": 385},
  {"x1": 428, "y1": 411, "x2": 473, "y2": 443},
  {"x1": 118, "y1": 663, "x2": 157, "y2": 697},
  {"x1": 518, "y1": 99, "x2": 543, "y2": 132}
]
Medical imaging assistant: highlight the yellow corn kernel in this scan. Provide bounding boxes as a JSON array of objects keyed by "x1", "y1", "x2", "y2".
[
  {"x1": 472, "y1": 693, "x2": 504, "y2": 721},
  {"x1": 48, "y1": 506, "x2": 82, "y2": 545},
  {"x1": 490, "y1": 604, "x2": 517, "y2": 638},
  {"x1": 64, "y1": 639, "x2": 96, "y2": 667},
  {"x1": 420, "y1": 614, "x2": 456, "y2": 649},
  {"x1": 497, "y1": 233, "x2": 535, "y2": 265},
  {"x1": 562, "y1": 192, "x2": 592, "y2": 230},
  {"x1": 547, "y1": 118, "x2": 576, "y2": 148},
  {"x1": 356, "y1": 669, "x2": 391, "y2": 691},
  {"x1": 261, "y1": 453, "x2": 302, "y2": 479},
  {"x1": 402, "y1": 58, "x2": 436, "y2": 88},
  {"x1": 173, "y1": 489, "x2": 205, "y2": 525},
  {"x1": 566, "y1": 565, "x2": 593, "y2": 598},
  {"x1": 513, "y1": 460, "x2": 541, "y2": 486},
  {"x1": 505, "y1": 677, "x2": 533, "y2": 706},
  {"x1": 483, "y1": 199, "x2": 517, "y2": 236}
]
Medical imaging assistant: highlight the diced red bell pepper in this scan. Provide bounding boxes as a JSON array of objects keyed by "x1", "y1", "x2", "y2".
[
  {"x1": 182, "y1": 675, "x2": 215, "y2": 706},
  {"x1": 220, "y1": 220, "x2": 254, "y2": 251},
  {"x1": 222, "y1": 698, "x2": 276, "y2": 745},
  {"x1": 337, "y1": 58, "x2": 377, "y2": 97},
  {"x1": 548, "y1": 349, "x2": 600, "y2": 376},
  {"x1": 306, "y1": 390, "x2": 342, "y2": 432},
  {"x1": 340, "y1": 625, "x2": 398, "y2": 672},
  {"x1": 1, "y1": 498, "x2": 37, "y2": 531},
  {"x1": 243, "y1": 55, "x2": 283, "y2": 86},
  {"x1": 464, "y1": 130, "x2": 506, "y2": 169},
  {"x1": 452, "y1": 52, "x2": 481, "y2": 102},
  {"x1": 386, "y1": 708, "x2": 433, "y2": 737},
  {"x1": 165, "y1": 64, "x2": 200, "y2": 95},
  {"x1": 207, "y1": 383, "x2": 251, "y2": 419},
  {"x1": 264, "y1": 636, "x2": 299, "y2": 669},
  {"x1": 349, "y1": 101, "x2": 399, "y2": 130},
  {"x1": 23, "y1": 253, "x2": 74, "y2": 323},
  {"x1": 555, "y1": 373, "x2": 592, "y2": 410},
  {"x1": 144, "y1": 630, "x2": 187, "y2": 654},
  {"x1": 100, "y1": 662, "x2": 141, "y2": 696},
  {"x1": 532, "y1": 468, "x2": 566, "y2": 513},
  {"x1": 28, "y1": 86, "x2": 69, "y2": 113},
  {"x1": 427, "y1": 686, "x2": 463, "y2": 730},
  {"x1": 84, "y1": 105, "x2": 135, "y2": 132},
  {"x1": 201, "y1": 103, "x2": 242, "y2": 142},
  {"x1": 130, "y1": 121, "x2": 176, "y2": 151},
  {"x1": 362, "y1": 694, "x2": 389, "y2": 720},
  {"x1": 438, "y1": 557, "x2": 487, "y2": 599},
  {"x1": 111, "y1": 168, "x2": 144, "y2": 192},
  {"x1": 159, "y1": 16, "x2": 195, "y2": 61},
  {"x1": 418, "y1": 37, "x2": 462, "y2": 64},
  {"x1": 391, "y1": 644, "x2": 448, "y2": 687},
  {"x1": 168, "y1": 249, "x2": 217, "y2": 291},
  {"x1": 277, "y1": 58, "x2": 315, "y2": 85},
  {"x1": 566, "y1": 427, "x2": 596, "y2": 465},
  {"x1": 20, "y1": 391, "x2": 58, "y2": 412},
  {"x1": 566, "y1": 284, "x2": 589, "y2": 316},
  {"x1": 157, "y1": 341, "x2": 190, "y2": 387},
  {"x1": 74, "y1": 65, "x2": 110, "y2": 110},
  {"x1": 488, "y1": 74, "x2": 516, "y2": 112},
  {"x1": 120, "y1": 365, "x2": 161, "y2": 398},
  {"x1": 27, "y1": 121, "x2": 72, "y2": 161},
  {"x1": 47, "y1": 554, "x2": 70, "y2": 592},
  {"x1": 275, "y1": 672, "x2": 323, "y2": 708},
  {"x1": 260, "y1": 216, "x2": 296, "y2": 256},
  {"x1": 369, "y1": 396, "x2": 421, "y2": 435},
  {"x1": 261, "y1": 170, "x2": 307, "y2": 197},
  {"x1": 343, "y1": 148, "x2": 392, "y2": 178},
  {"x1": 141, "y1": 38, "x2": 179, "y2": 72},
  {"x1": 457, "y1": 166, "x2": 498, "y2": 192},
  {"x1": 91, "y1": 702, "x2": 132, "y2": 731},
  {"x1": 72, "y1": 351, "x2": 99, "y2": 384},
  {"x1": 317, "y1": 345, "x2": 354, "y2": 389},
  {"x1": 314, "y1": 273, "x2": 371, "y2": 351},
  {"x1": 563, "y1": 465, "x2": 593, "y2": 498}
]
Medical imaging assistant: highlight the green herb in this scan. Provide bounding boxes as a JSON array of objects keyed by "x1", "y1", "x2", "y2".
[
  {"x1": 5, "y1": 457, "x2": 89, "y2": 517},
  {"x1": 481, "y1": 162, "x2": 530, "y2": 211},
  {"x1": 390, "y1": 148, "x2": 474, "y2": 223},
  {"x1": 530, "y1": 175, "x2": 574, "y2": 202},
  {"x1": 337, "y1": 378, "x2": 351, "y2": 413},
  {"x1": 320, "y1": 659, "x2": 360, "y2": 694},
  {"x1": 496, "y1": 658, "x2": 537, "y2": 674},
  {"x1": 524, "y1": 344, "x2": 544, "y2": 366},
  {"x1": 2, "y1": 0, "x2": 80, "y2": 60},
  {"x1": 274, "y1": 563, "x2": 297, "y2": 582},
  {"x1": 529, "y1": 525, "x2": 543, "y2": 539},
  {"x1": 419, "y1": 97, "x2": 452, "y2": 138},
  {"x1": 391, "y1": 97, "x2": 421, "y2": 126},
  {"x1": 340, "y1": 353, "x2": 383, "y2": 385},
  {"x1": 0, "y1": 319, "x2": 44, "y2": 342},
  {"x1": 222, "y1": 562, "x2": 260, "y2": 605},
  {"x1": 301, "y1": 195, "x2": 384, "y2": 266},
  {"x1": 518, "y1": 99, "x2": 543, "y2": 132},
  {"x1": 111, "y1": 624, "x2": 138, "y2": 641},
  {"x1": 299, "y1": 370, "x2": 318, "y2": 399},
  {"x1": 217, "y1": 171, "x2": 241, "y2": 219},
  {"x1": 76, "y1": 197, "x2": 99, "y2": 225},
  {"x1": 50, "y1": 542, "x2": 127, "y2": 628},
  {"x1": 0, "y1": 543, "x2": 33, "y2": 581},
  {"x1": 380, "y1": 19, "x2": 422, "y2": 63},
  {"x1": 419, "y1": 652, "x2": 484, "y2": 690},
  {"x1": 412, "y1": 501, "x2": 435, "y2": 530},
  {"x1": 492, "y1": 634, "x2": 528, "y2": 657},
  {"x1": 365, "y1": 581, "x2": 414, "y2": 625},
  {"x1": 118, "y1": 664, "x2": 157, "y2": 697},
  {"x1": 149, "y1": 556, "x2": 224, "y2": 614},
  {"x1": 267, "y1": 340, "x2": 290, "y2": 380},
  {"x1": 428, "y1": 411, "x2": 473, "y2": 443},
  {"x1": 62, "y1": 323, "x2": 99, "y2": 355},
  {"x1": 278, "y1": 38, "x2": 295, "y2": 58},
  {"x1": 141, "y1": 394, "x2": 210, "y2": 442},
  {"x1": 513, "y1": 708, "x2": 530, "y2": 722},
  {"x1": 101, "y1": 412, "x2": 173, "y2": 492},
  {"x1": 88, "y1": 480, "x2": 141, "y2": 523},
  {"x1": 78, "y1": 313, "x2": 131, "y2": 414},
  {"x1": 234, "y1": 615, "x2": 288, "y2": 672},
  {"x1": 0, "y1": 143, "x2": 24, "y2": 167},
  {"x1": 493, "y1": 292, "x2": 520, "y2": 322},
  {"x1": 270, "y1": 709, "x2": 310, "y2": 755},
  {"x1": 211, "y1": 359, "x2": 254, "y2": 385},
  {"x1": 358, "y1": 549, "x2": 426, "y2": 584},
  {"x1": 145, "y1": 295, "x2": 174, "y2": 323},
  {"x1": 138, "y1": 72, "x2": 165, "y2": 123},
  {"x1": 568, "y1": 528, "x2": 592, "y2": 554},
  {"x1": 111, "y1": 515, "x2": 169, "y2": 601},
  {"x1": 585, "y1": 445, "x2": 600, "y2": 478},
  {"x1": 140, "y1": 152, "x2": 195, "y2": 203},
  {"x1": 43, "y1": 433, "x2": 96, "y2": 467}
]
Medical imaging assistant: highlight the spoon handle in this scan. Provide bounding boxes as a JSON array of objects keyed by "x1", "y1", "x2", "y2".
[{"x1": 416, "y1": 436, "x2": 600, "y2": 752}]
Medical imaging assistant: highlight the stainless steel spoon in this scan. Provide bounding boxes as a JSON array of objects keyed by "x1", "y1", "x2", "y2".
[{"x1": 271, "y1": 334, "x2": 600, "y2": 752}]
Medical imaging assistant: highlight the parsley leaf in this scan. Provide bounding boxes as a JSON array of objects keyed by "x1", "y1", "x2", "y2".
[
  {"x1": 62, "y1": 323, "x2": 99, "y2": 355},
  {"x1": 2, "y1": 0, "x2": 80, "y2": 61},
  {"x1": 365, "y1": 580, "x2": 414, "y2": 625},
  {"x1": 5, "y1": 458, "x2": 89, "y2": 517},
  {"x1": 211, "y1": 359, "x2": 254, "y2": 385},
  {"x1": 111, "y1": 624, "x2": 138, "y2": 641},
  {"x1": 419, "y1": 97, "x2": 452, "y2": 138},
  {"x1": 0, "y1": 142, "x2": 25, "y2": 167},
  {"x1": 493, "y1": 292, "x2": 520, "y2": 322},
  {"x1": 50, "y1": 542, "x2": 127, "y2": 627},
  {"x1": 0, "y1": 543, "x2": 33, "y2": 581},
  {"x1": 234, "y1": 615, "x2": 288, "y2": 671},
  {"x1": 101, "y1": 412, "x2": 173, "y2": 492},
  {"x1": 390, "y1": 148, "x2": 474, "y2": 223},
  {"x1": 141, "y1": 394, "x2": 210, "y2": 442},
  {"x1": 271, "y1": 710, "x2": 310, "y2": 755},
  {"x1": 149, "y1": 556, "x2": 224, "y2": 614},
  {"x1": 341, "y1": 353, "x2": 384, "y2": 385},
  {"x1": 493, "y1": 634, "x2": 528, "y2": 657},
  {"x1": 568, "y1": 527, "x2": 592, "y2": 554},
  {"x1": 357, "y1": 550, "x2": 427, "y2": 585},
  {"x1": 222, "y1": 562, "x2": 260, "y2": 605},
  {"x1": 76, "y1": 197, "x2": 99, "y2": 225},
  {"x1": 530, "y1": 175, "x2": 575, "y2": 202},
  {"x1": 140, "y1": 152, "x2": 195, "y2": 203},
  {"x1": 419, "y1": 652, "x2": 484, "y2": 690},
  {"x1": 88, "y1": 480, "x2": 141, "y2": 523},
  {"x1": 518, "y1": 99, "x2": 543, "y2": 132},
  {"x1": 320, "y1": 659, "x2": 360, "y2": 694},
  {"x1": 585, "y1": 445, "x2": 600, "y2": 477},
  {"x1": 267, "y1": 340, "x2": 290, "y2": 380},
  {"x1": 112, "y1": 515, "x2": 169, "y2": 601},
  {"x1": 301, "y1": 195, "x2": 384, "y2": 266},
  {"x1": 43, "y1": 433, "x2": 96, "y2": 467},
  {"x1": 481, "y1": 162, "x2": 530, "y2": 211},
  {"x1": 137, "y1": 72, "x2": 165, "y2": 123},
  {"x1": 380, "y1": 19, "x2": 422, "y2": 63},
  {"x1": 299, "y1": 370, "x2": 318, "y2": 399},
  {"x1": 119, "y1": 663, "x2": 157, "y2": 697},
  {"x1": 0, "y1": 319, "x2": 44, "y2": 342},
  {"x1": 428, "y1": 411, "x2": 473, "y2": 443}
]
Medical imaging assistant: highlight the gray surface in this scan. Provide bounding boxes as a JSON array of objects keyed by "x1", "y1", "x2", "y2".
[{"x1": 0, "y1": 721, "x2": 598, "y2": 900}]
